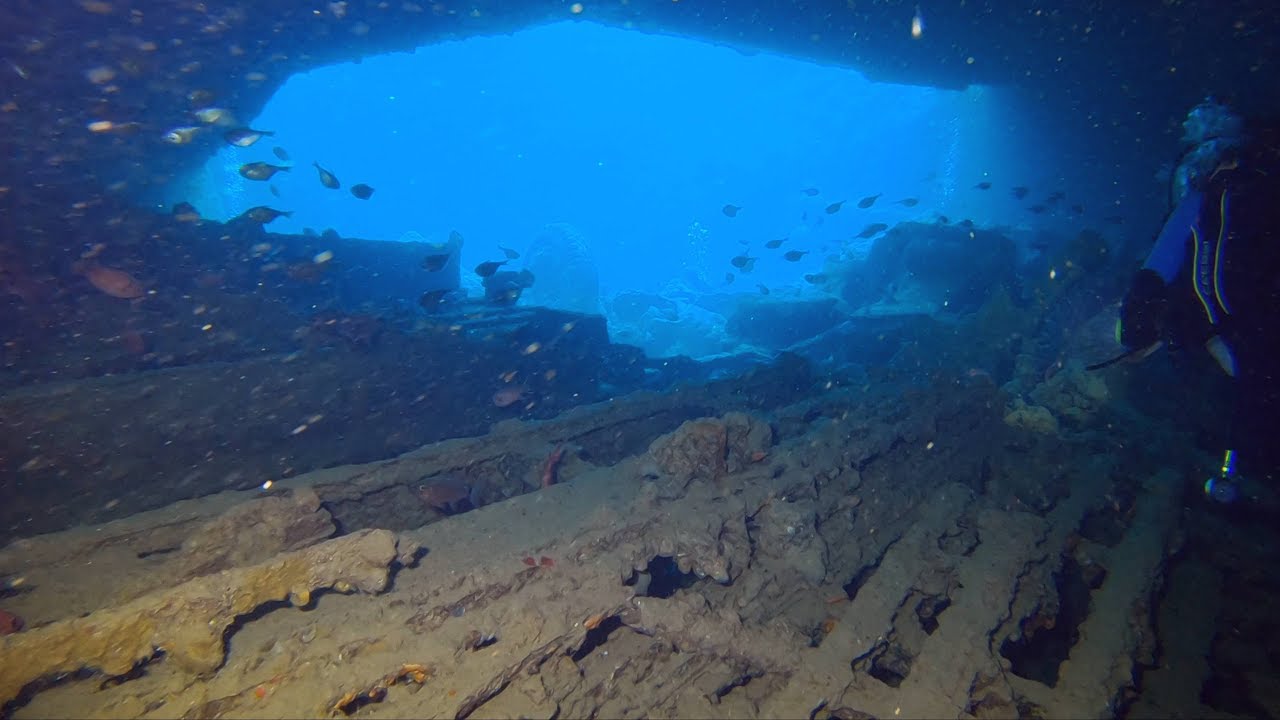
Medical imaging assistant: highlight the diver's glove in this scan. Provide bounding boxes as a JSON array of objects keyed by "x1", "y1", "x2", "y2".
[{"x1": 1119, "y1": 268, "x2": 1169, "y2": 349}]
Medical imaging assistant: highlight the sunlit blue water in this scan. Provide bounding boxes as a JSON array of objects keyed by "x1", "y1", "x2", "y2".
[{"x1": 177, "y1": 20, "x2": 1074, "y2": 311}]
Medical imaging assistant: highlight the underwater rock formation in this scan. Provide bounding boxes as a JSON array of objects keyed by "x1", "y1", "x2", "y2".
[
  {"x1": 174, "y1": 488, "x2": 337, "y2": 580},
  {"x1": 613, "y1": 300, "x2": 736, "y2": 359},
  {"x1": 725, "y1": 297, "x2": 844, "y2": 351},
  {"x1": 1004, "y1": 397, "x2": 1061, "y2": 435},
  {"x1": 1030, "y1": 359, "x2": 1111, "y2": 429},
  {"x1": 649, "y1": 418, "x2": 730, "y2": 485},
  {"x1": 723, "y1": 411, "x2": 775, "y2": 473},
  {"x1": 839, "y1": 222, "x2": 1018, "y2": 315},
  {"x1": 0, "y1": 529, "x2": 403, "y2": 703},
  {"x1": 646, "y1": 411, "x2": 773, "y2": 488},
  {"x1": 610, "y1": 291, "x2": 680, "y2": 326},
  {"x1": 608, "y1": 290, "x2": 721, "y2": 358}
]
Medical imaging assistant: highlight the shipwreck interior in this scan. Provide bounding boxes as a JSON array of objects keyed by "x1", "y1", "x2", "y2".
[{"x1": 1, "y1": 1, "x2": 1278, "y2": 718}]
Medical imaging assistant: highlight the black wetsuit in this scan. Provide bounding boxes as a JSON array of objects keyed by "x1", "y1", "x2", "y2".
[{"x1": 1128, "y1": 127, "x2": 1280, "y2": 480}]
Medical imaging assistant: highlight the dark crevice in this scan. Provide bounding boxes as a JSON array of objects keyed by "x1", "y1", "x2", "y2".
[
  {"x1": 460, "y1": 630, "x2": 499, "y2": 653},
  {"x1": 916, "y1": 594, "x2": 952, "y2": 635},
  {"x1": 1127, "y1": 567, "x2": 1177, "y2": 700},
  {"x1": 808, "y1": 616, "x2": 839, "y2": 648},
  {"x1": 136, "y1": 546, "x2": 179, "y2": 559},
  {"x1": 937, "y1": 520, "x2": 980, "y2": 556},
  {"x1": 964, "y1": 672, "x2": 1020, "y2": 717},
  {"x1": 333, "y1": 687, "x2": 385, "y2": 716},
  {"x1": 221, "y1": 598, "x2": 293, "y2": 667},
  {"x1": 2, "y1": 668, "x2": 100, "y2": 718},
  {"x1": 866, "y1": 641, "x2": 914, "y2": 688},
  {"x1": 1200, "y1": 667, "x2": 1275, "y2": 718},
  {"x1": 710, "y1": 669, "x2": 763, "y2": 702},
  {"x1": 744, "y1": 514, "x2": 761, "y2": 564},
  {"x1": 323, "y1": 502, "x2": 350, "y2": 537},
  {"x1": 1078, "y1": 490, "x2": 1137, "y2": 547},
  {"x1": 97, "y1": 651, "x2": 162, "y2": 689},
  {"x1": 641, "y1": 556, "x2": 700, "y2": 599},
  {"x1": 999, "y1": 556, "x2": 1093, "y2": 687},
  {"x1": 841, "y1": 565, "x2": 877, "y2": 603},
  {"x1": 571, "y1": 615, "x2": 623, "y2": 663},
  {"x1": 841, "y1": 534, "x2": 901, "y2": 602}
]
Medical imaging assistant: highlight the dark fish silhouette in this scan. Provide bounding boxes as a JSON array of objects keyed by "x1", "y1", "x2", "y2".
[
  {"x1": 238, "y1": 162, "x2": 289, "y2": 181},
  {"x1": 350, "y1": 183, "x2": 375, "y2": 200},
  {"x1": 499, "y1": 246, "x2": 520, "y2": 260},
  {"x1": 783, "y1": 250, "x2": 808, "y2": 262},
  {"x1": 803, "y1": 273, "x2": 828, "y2": 284},
  {"x1": 825, "y1": 200, "x2": 846, "y2": 214},
  {"x1": 239, "y1": 206, "x2": 292, "y2": 224},
  {"x1": 313, "y1": 162, "x2": 340, "y2": 190},
  {"x1": 765, "y1": 238, "x2": 786, "y2": 249},
  {"x1": 857, "y1": 193, "x2": 882, "y2": 209},
  {"x1": 974, "y1": 181, "x2": 992, "y2": 190},
  {"x1": 475, "y1": 260, "x2": 508, "y2": 278},
  {"x1": 722, "y1": 204, "x2": 742, "y2": 217},
  {"x1": 272, "y1": 146, "x2": 291, "y2": 161},
  {"x1": 730, "y1": 254, "x2": 756, "y2": 272},
  {"x1": 725, "y1": 272, "x2": 735, "y2": 284},
  {"x1": 419, "y1": 289, "x2": 448, "y2": 312},
  {"x1": 855, "y1": 223, "x2": 889, "y2": 238},
  {"x1": 802, "y1": 187, "x2": 820, "y2": 196},
  {"x1": 758, "y1": 284, "x2": 770, "y2": 295},
  {"x1": 896, "y1": 198, "x2": 919, "y2": 207},
  {"x1": 224, "y1": 127, "x2": 273, "y2": 147},
  {"x1": 1011, "y1": 186, "x2": 1030, "y2": 200}
]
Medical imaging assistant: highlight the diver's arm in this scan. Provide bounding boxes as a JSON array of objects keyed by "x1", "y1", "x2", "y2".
[
  {"x1": 1119, "y1": 191, "x2": 1203, "y2": 349},
  {"x1": 1142, "y1": 190, "x2": 1203, "y2": 283}
]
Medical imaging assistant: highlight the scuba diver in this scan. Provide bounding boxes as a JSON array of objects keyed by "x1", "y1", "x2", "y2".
[{"x1": 1109, "y1": 99, "x2": 1280, "y2": 505}]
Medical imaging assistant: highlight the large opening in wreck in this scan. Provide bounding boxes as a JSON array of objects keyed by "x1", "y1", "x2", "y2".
[{"x1": 167, "y1": 19, "x2": 1076, "y2": 360}]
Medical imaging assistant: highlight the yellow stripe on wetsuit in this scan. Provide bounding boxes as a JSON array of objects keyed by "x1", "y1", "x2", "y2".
[
  {"x1": 1191, "y1": 189, "x2": 1232, "y2": 326},
  {"x1": 1213, "y1": 190, "x2": 1232, "y2": 315}
]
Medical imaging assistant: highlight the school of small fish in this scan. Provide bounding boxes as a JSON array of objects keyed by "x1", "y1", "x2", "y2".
[
  {"x1": 162, "y1": 103, "x2": 379, "y2": 234},
  {"x1": 719, "y1": 179, "x2": 1079, "y2": 287}
]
